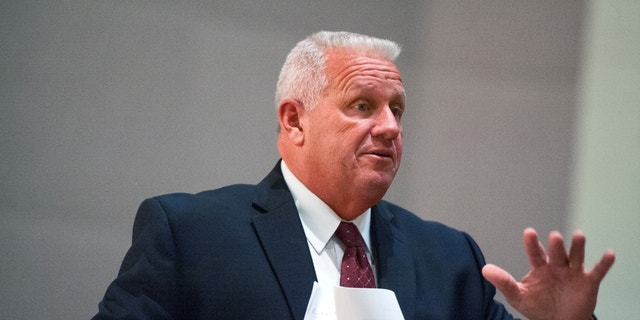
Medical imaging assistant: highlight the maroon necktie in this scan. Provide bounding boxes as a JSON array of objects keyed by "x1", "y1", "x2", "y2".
[{"x1": 335, "y1": 221, "x2": 376, "y2": 288}]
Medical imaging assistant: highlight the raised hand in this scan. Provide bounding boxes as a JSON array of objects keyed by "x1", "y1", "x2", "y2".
[{"x1": 482, "y1": 228, "x2": 615, "y2": 320}]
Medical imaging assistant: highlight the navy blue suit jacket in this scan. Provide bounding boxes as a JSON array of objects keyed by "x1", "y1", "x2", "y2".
[{"x1": 94, "y1": 162, "x2": 514, "y2": 319}]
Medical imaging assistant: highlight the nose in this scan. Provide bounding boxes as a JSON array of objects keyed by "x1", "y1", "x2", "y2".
[{"x1": 371, "y1": 107, "x2": 401, "y2": 140}]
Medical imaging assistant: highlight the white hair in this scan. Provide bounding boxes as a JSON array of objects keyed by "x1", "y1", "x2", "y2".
[{"x1": 275, "y1": 31, "x2": 401, "y2": 111}]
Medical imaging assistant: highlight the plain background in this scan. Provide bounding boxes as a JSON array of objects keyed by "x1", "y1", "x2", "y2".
[{"x1": 1, "y1": 1, "x2": 637, "y2": 319}]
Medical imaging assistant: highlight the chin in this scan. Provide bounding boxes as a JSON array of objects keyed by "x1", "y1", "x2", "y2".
[{"x1": 362, "y1": 173, "x2": 395, "y2": 193}]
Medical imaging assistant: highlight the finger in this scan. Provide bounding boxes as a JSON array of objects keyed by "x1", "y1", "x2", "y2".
[
  {"x1": 548, "y1": 231, "x2": 569, "y2": 268},
  {"x1": 523, "y1": 228, "x2": 547, "y2": 268},
  {"x1": 568, "y1": 230, "x2": 586, "y2": 270},
  {"x1": 590, "y1": 250, "x2": 616, "y2": 282},
  {"x1": 482, "y1": 264, "x2": 520, "y2": 300}
]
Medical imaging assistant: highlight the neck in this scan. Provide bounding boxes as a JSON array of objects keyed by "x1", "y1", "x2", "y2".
[{"x1": 280, "y1": 158, "x2": 382, "y2": 220}]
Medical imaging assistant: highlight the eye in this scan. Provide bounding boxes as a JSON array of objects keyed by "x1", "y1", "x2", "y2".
[
  {"x1": 391, "y1": 105, "x2": 404, "y2": 118},
  {"x1": 356, "y1": 103, "x2": 369, "y2": 112}
]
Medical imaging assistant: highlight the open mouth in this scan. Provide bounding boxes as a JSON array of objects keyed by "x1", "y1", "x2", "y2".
[
  {"x1": 368, "y1": 150, "x2": 393, "y2": 159},
  {"x1": 373, "y1": 152, "x2": 390, "y2": 157}
]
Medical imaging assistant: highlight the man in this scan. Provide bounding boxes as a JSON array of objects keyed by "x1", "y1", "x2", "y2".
[{"x1": 93, "y1": 31, "x2": 615, "y2": 319}]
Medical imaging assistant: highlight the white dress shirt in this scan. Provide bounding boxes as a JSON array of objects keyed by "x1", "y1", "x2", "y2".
[{"x1": 280, "y1": 161, "x2": 376, "y2": 287}]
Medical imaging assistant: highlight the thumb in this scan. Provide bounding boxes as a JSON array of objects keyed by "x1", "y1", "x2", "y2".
[{"x1": 482, "y1": 264, "x2": 520, "y2": 300}]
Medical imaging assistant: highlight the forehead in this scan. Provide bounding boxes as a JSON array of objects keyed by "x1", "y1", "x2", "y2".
[{"x1": 324, "y1": 51, "x2": 404, "y2": 93}]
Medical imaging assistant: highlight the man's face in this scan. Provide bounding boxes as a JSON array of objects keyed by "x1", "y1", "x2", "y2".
[{"x1": 301, "y1": 50, "x2": 405, "y2": 201}]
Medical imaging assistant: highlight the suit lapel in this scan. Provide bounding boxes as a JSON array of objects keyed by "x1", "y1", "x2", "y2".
[
  {"x1": 251, "y1": 163, "x2": 317, "y2": 320},
  {"x1": 372, "y1": 203, "x2": 417, "y2": 320}
]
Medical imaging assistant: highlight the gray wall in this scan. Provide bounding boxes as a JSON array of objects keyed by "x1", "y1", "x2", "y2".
[{"x1": 1, "y1": 1, "x2": 585, "y2": 319}]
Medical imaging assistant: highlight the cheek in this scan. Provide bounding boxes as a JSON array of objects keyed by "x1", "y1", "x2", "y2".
[
  {"x1": 334, "y1": 118, "x2": 357, "y2": 136},
  {"x1": 330, "y1": 120, "x2": 363, "y2": 146},
  {"x1": 310, "y1": 114, "x2": 369, "y2": 157},
  {"x1": 389, "y1": 134, "x2": 403, "y2": 167}
]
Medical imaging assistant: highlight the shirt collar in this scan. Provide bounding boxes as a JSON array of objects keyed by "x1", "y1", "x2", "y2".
[{"x1": 280, "y1": 160, "x2": 372, "y2": 254}]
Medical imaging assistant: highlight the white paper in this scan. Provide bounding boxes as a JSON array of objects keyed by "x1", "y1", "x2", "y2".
[
  {"x1": 304, "y1": 282, "x2": 404, "y2": 320},
  {"x1": 304, "y1": 282, "x2": 337, "y2": 320}
]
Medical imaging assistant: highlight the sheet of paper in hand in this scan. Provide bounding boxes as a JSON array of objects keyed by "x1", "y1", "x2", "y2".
[{"x1": 304, "y1": 282, "x2": 404, "y2": 320}]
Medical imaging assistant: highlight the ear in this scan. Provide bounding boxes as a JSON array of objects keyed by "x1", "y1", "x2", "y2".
[{"x1": 278, "y1": 99, "x2": 305, "y2": 146}]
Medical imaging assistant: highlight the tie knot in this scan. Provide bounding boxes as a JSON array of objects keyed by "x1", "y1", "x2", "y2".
[{"x1": 335, "y1": 222, "x2": 366, "y2": 248}]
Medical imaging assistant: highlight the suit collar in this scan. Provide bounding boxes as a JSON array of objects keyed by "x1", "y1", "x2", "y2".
[
  {"x1": 251, "y1": 161, "x2": 291, "y2": 213},
  {"x1": 251, "y1": 161, "x2": 317, "y2": 320}
]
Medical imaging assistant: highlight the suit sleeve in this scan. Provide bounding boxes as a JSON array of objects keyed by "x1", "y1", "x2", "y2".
[
  {"x1": 92, "y1": 198, "x2": 181, "y2": 320},
  {"x1": 462, "y1": 232, "x2": 519, "y2": 320}
]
